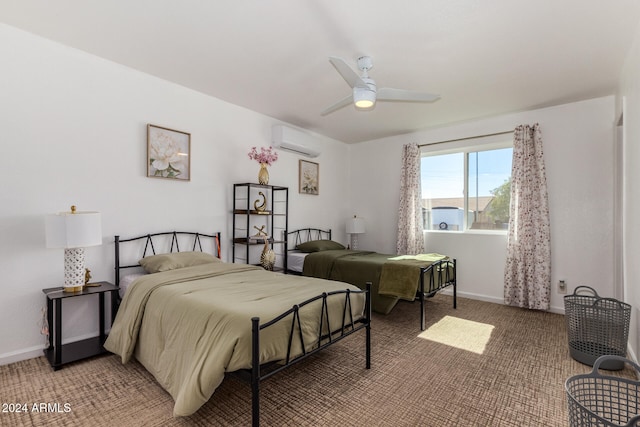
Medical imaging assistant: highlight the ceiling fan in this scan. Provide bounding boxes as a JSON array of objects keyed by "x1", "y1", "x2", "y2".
[{"x1": 321, "y1": 55, "x2": 440, "y2": 116}]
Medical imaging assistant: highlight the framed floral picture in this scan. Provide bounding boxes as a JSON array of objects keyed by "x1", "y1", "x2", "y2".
[
  {"x1": 299, "y1": 160, "x2": 319, "y2": 195},
  {"x1": 147, "y1": 124, "x2": 191, "y2": 180}
]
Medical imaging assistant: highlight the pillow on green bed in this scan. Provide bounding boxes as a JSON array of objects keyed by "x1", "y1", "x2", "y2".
[
  {"x1": 296, "y1": 240, "x2": 345, "y2": 253},
  {"x1": 139, "y1": 251, "x2": 221, "y2": 273}
]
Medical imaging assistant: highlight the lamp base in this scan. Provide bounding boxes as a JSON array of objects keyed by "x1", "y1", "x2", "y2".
[
  {"x1": 350, "y1": 234, "x2": 360, "y2": 250},
  {"x1": 63, "y1": 247, "x2": 86, "y2": 292}
]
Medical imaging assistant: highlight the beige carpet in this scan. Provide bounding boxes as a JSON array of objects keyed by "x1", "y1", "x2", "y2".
[{"x1": 1, "y1": 294, "x2": 636, "y2": 426}]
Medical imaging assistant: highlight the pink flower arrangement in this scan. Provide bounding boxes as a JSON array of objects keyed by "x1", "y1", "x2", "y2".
[{"x1": 248, "y1": 146, "x2": 278, "y2": 166}]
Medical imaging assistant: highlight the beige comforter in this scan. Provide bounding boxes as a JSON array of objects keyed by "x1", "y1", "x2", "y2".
[{"x1": 104, "y1": 262, "x2": 364, "y2": 416}]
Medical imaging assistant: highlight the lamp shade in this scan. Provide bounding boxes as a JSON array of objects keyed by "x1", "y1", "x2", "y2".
[
  {"x1": 346, "y1": 216, "x2": 366, "y2": 234},
  {"x1": 46, "y1": 211, "x2": 102, "y2": 249}
]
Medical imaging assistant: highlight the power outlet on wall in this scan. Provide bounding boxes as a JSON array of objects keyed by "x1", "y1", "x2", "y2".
[{"x1": 558, "y1": 280, "x2": 567, "y2": 294}]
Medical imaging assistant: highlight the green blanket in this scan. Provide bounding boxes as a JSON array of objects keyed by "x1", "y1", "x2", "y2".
[
  {"x1": 303, "y1": 250, "x2": 448, "y2": 313},
  {"x1": 303, "y1": 250, "x2": 398, "y2": 314},
  {"x1": 378, "y1": 253, "x2": 447, "y2": 300},
  {"x1": 105, "y1": 262, "x2": 364, "y2": 416}
]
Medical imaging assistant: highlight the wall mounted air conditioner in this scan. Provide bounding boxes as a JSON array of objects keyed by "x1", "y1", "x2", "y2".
[{"x1": 271, "y1": 125, "x2": 320, "y2": 158}]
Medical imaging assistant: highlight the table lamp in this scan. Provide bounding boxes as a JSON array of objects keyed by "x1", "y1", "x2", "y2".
[
  {"x1": 46, "y1": 206, "x2": 102, "y2": 292},
  {"x1": 346, "y1": 215, "x2": 365, "y2": 250}
]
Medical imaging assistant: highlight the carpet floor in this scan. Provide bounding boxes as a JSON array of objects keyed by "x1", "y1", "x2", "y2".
[{"x1": 1, "y1": 294, "x2": 636, "y2": 426}]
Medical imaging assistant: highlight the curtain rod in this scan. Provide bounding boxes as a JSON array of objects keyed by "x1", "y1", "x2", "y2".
[{"x1": 418, "y1": 129, "x2": 514, "y2": 147}]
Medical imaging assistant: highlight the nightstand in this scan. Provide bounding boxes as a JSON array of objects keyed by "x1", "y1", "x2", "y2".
[{"x1": 42, "y1": 282, "x2": 118, "y2": 370}]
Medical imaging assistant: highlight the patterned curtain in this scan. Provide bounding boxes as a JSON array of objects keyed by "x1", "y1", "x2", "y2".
[
  {"x1": 504, "y1": 124, "x2": 551, "y2": 310},
  {"x1": 397, "y1": 143, "x2": 424, "y2": 255}
]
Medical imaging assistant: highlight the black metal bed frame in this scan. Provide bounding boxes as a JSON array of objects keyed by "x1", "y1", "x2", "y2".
[
  {"x1": 417, "y1": 258, "x2": 456, "y2": 330},
  {"x1": 287, "y1": 227, "x2": 333, "y2": 250},
  {"x1": 245, "y1": 284, "x2": 371, "y2": 426},
  {"x1": 113, "y1": 231, "x2": 371, "y2": 426},
  {"x1": 114, "y1": 231, "x2": 221, "y2": 287},
  {"x1": 287, "y1": 227, "x2": 457, "y2": 330}
]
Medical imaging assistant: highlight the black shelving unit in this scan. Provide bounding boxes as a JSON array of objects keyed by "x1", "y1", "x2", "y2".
[{"x1": 232, "y1": 183, "x2": 288, "y2": 271}]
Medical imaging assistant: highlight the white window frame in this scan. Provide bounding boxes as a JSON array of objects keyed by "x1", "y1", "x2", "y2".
[{"x1": 421, "y1": 134, "x2": 513, "y2": 234}]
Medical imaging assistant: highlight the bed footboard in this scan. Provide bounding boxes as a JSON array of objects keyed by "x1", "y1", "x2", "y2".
[
  {"x1": 419, "y1": 259, "x2": 456, "y2": 331},
  {"x1": 248, "y1": 283, "x2": 371, "y2": 427}
]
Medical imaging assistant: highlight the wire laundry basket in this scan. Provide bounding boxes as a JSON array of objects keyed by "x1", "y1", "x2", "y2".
[
  {"x1": 564, "y1": 286, "x2": 631, "y2": 371},
  {"x1": 566, "y1": 355, "x2": 640, "y2": 427}
]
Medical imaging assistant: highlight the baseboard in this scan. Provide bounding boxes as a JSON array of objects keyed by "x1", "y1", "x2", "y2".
[
  {"x1": 0, "y1": 345, "x2": 44, "y2": 366},
  {"x1": 440, "y1": 289, "x2": 566, "y2": 314},
  {"x1": 0, "y1": 331, "x2": 105, "y2": 367}
]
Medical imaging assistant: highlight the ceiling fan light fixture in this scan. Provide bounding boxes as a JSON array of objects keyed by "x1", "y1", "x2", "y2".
[
  {"x1": 322, "y1": 55, "x2": 439, "y2": 116},
  {"x1": 353, "y1": 86, "x2": 375, "y2": 109}
]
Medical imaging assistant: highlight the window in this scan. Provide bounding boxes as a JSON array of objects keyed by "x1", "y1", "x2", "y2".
[{"x1": 421, "y1": 143, "x2": 512, "y2": 231}]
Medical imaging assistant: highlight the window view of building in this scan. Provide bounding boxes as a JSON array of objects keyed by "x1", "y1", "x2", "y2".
[{"x1": 421, "y1": 146, "x2": 512, "y2": 231}]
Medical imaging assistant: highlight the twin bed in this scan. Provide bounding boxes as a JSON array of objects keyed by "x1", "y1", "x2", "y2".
[
  {"x1": 287, "y1": 228, "x2": 457, "y2": 330},
  {"x1": 106, "y1": 229, "x2": 455, "y2": 424},
  {"x1": 106, "y1": 231, "x2": 370, "y2": 426}
]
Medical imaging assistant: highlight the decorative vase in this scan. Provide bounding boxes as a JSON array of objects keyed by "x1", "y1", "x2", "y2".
[
  {"x1": 261, "y1": 240, "x2": 276, "y2": 271},
  {"x1": 258, "y1": 163, "x2": 269, "y2": 185}
]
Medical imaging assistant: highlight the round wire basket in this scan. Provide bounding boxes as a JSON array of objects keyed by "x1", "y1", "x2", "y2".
[
  {"x1": 564, "y1": 286, "x2": 631, "y2": 370},
  {"x1": 566, "y1": 355, "x2": 640, "y2": 427}
]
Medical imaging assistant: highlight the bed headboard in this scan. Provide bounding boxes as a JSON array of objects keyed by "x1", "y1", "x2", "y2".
[
  {"x1": 287, "y1": 228, "x2": 332, "y2": 251},
  {"x1": 114, "y1": 231, "x2": 221, "y2": 287}
]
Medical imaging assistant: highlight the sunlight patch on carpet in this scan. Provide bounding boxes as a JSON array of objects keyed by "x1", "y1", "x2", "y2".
[{"x1": 418, "y1": 316, "x2": 494, "y2": 354}]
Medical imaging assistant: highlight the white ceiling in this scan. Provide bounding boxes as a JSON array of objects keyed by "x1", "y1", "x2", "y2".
[{"x1": 2, "y1": 1, "x2": 639, "y2": 143}]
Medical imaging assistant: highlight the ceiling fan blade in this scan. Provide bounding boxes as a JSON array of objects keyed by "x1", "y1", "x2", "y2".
[
  {"x1": 329, "y1": 57, "x2": 366, "y2": 88},
  {"x1": 321, "y1": 94, "x2": 353, "y2": 116},
  {"x1": 377, "y1": 87, "x2": 440, "y2": 102}
]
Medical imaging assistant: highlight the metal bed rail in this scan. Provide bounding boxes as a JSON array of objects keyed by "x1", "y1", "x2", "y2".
[
  {"x1": 287, "y1": 228, "x2": 332, "y2": 251},
  {"x1": 114, "y1": 231, "x2": 221, "y2": 287},
  {"x1": 419, "y1": 259, "x2": 457, "y2": 330},
  {"x1": 247, "y1": 283, "x2": 371, "y2": 427}
]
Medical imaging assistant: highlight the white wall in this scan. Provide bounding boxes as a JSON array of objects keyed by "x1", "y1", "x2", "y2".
[
  {"x1": 0, "y1": 21, "x2": 627, "y2": 366},
  {"x1": 349, "y1": 96, "x2": 617, "y2": 314},
  {"x1": 618, "y1": 21, "x2": 640, "y2": 363},
  {"x1": 0, "y1": 24, "x2": 350, "y2": 365}
]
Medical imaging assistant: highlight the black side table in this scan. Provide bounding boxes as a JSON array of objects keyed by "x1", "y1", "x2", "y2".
[{"x1": 42, "y1": 282, "x2": 119, "y2": 370}]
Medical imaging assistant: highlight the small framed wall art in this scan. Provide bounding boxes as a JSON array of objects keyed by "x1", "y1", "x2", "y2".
[
  {"x1": 147, "y1": 124, "x2": 191, "y2": 180},
  {"x1": 299, "y1": 159, "x2": 319, "y2": 195}
]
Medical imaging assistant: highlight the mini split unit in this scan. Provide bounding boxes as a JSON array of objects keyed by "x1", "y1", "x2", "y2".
[{"x1": 271, "y1": 125, "x2": 320, "y2": 158}]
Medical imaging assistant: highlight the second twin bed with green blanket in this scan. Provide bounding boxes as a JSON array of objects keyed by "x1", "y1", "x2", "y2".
[{"x1": 286, "y1": 228, "x2": 457, "y2": 329}]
